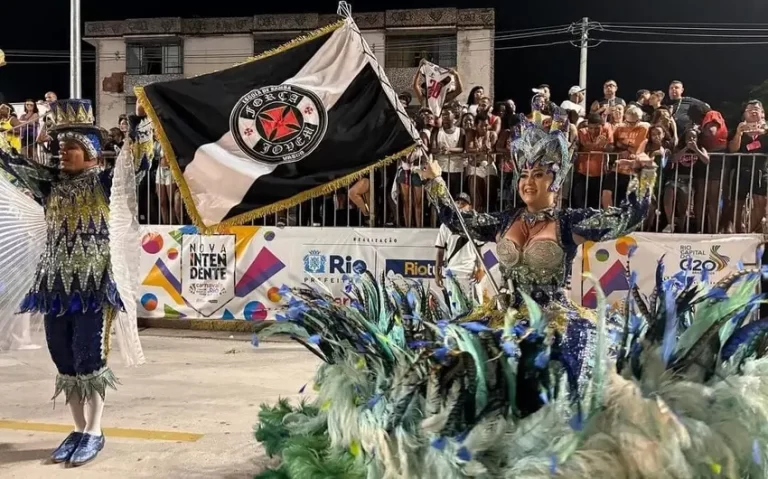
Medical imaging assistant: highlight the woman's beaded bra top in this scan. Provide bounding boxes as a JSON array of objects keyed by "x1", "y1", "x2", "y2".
[{"x1": 496, "y1": 236, "x2": 566, "y2": 297}]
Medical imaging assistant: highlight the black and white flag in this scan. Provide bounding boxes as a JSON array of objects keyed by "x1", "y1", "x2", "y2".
[{"x1": 137, "y1": 18, "x2": 418, "y2": 229}]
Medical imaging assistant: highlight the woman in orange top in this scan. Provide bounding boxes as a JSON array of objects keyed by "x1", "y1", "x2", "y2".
[
  {"x1": 572, "y1": 113, "x2": 613, "y2": 208},
  {"x1": 602, "y1": 105, "x2": 650, "y2": 208}
]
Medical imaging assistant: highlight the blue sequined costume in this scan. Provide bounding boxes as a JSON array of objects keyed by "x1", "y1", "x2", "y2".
[
  {"x1": 422, "y1": 105, "x2": 657, "y2": 414},
  {"x1": 0, "y1": 99, "x2": 146, "y2": 402},
  {"x1": 424, "y1": 168, "x2": 656, "y2": 414},
  {"x1": 13, "y1": 163, "x2": 124, "y2": 315}
]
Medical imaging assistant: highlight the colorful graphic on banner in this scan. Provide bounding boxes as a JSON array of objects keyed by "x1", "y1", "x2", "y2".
[
  {"x1": 576, "y1": 233, "x2": 761, "y2": 310},
  {"x1": 140, "y1": 225, "x2": 287, "y2": 320},
  {"x1": 580, "y1": 236, "x2": 636, "y2": 309},
  {"x1": 138, "y1": 227, "x2": 761, "y2": 320},
  {"x1": 181, "y1": 234, "x2": 236, "y2": 317}
]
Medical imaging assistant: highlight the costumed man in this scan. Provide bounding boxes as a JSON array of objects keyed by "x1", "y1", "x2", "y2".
[{"x1": 0, "y1": 99, "x2": 145, "y2": 467}]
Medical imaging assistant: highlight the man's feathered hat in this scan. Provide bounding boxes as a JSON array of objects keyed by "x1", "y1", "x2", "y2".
[{"x1": 48, "y1": 99, "x2": 103, "y2": 160}]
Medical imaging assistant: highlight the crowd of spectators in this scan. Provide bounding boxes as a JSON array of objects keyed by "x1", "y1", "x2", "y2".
[
  {"x1": 3, "y1": 77, "x2": 767, "y2": 233},
  {"x1": 364, "y1": 73, "x2": 768, "y2": 234}
]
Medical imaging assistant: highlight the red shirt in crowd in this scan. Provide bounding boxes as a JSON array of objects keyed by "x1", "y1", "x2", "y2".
[{"x1": 700, "y1": 110, "x2": 728, "y2": 151}]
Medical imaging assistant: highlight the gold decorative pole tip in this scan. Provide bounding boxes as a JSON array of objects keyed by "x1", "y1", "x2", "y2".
[{"x1": 0, "y1": 49, "x2": 5, "y2": 67}]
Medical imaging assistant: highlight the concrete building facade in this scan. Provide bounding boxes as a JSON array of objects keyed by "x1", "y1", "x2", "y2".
[{"x1": 84, "y1": 8, "x2": 495, "y2": 128}]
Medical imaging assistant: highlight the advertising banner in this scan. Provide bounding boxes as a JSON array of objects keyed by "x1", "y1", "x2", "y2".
[
  {"x1": 181, "y1": 234, "x2": 236, "y2": 317},
  {"x1": 138, "y1": 226, "x2": 761, "y2": 320},
  {"x1": 572, "y1": 233, "x2": 762, "y2": 311}
]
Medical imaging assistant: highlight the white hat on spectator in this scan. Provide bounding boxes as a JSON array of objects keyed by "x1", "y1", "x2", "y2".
[{"x1": 561, "y1": 87, "x2": 586, "y2": 118}]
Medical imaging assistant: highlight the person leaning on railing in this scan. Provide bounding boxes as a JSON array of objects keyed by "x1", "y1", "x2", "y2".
[
  {"x1": 431, "y1": 108, "x2": 466, "y2": 198},
  {"x1": 603, "y1": 105, "x2": 650, "y2": 209},
  {"x1": 651, "y1": 106, "x2": 679, "y2": 149},
  {"x1": 476, "y1": 96, "x2": 502, "y2": 135},
  {"x1": 729, "y1": 100, "x2": 768, "y2": 233},
  {"x1": 36, "y1": 111, "x2": 58, "y2": 164},
  {"x1": 664, "y1": 127, "x2": 709, "y2": 233},
  {"x1": 643, "y1": 124, "x2": 673, "y2": 231},
  {"x1": 395, "y1": 112, "x2": 431, "y2": 228},
  {"x1": 0, "y1": 103, "x2": 21, "y2": 154},
  {"x1": 18, "y1": 99, "x2": 39, "y2": 159},
  {"x1": 496, "y1": 111, "x2": 521, "y2": 208},
  {"x1": 465, "y1": 111, "x2": 498, "y2": 213},
  {"x1": 572, "y1": 113, "x2": 613, "y2": 210},
  {"x1": 693, "y1": 109, "x2": 730, "y2": 233}
]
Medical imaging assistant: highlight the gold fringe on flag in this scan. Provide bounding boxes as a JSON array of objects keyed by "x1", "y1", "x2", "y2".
[
  {"x1": 218, "y1": 143, "x2": 416, "y2": 228},
  {"x1": 135, "y1": 85, "x2": 205, "y2": 229},
  {"x1": 136, "y1": 18, "x2": 415, "y2": 233}
]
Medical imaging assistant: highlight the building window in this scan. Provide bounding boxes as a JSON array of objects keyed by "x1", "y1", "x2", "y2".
[
  {"x1": 253, "y1": 38, "x2": 292, "y2": 56},
  {"x1": 126, "y1": 42, "x2": 183, "y2": 75},
  {"x1": 385, "y1": 35, "x2": 457, "y2": 68},
  {"x1": 125, "y1": 96, "x2": 137, "y2": 115}
]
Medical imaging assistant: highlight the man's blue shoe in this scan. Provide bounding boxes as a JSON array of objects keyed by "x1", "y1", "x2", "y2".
[
  {"x1": 50, "y1": 432, "x2": 83, "y2": 463},
  {"x1": 68, "y1": 433, "x2": 105, "y2": 467}
]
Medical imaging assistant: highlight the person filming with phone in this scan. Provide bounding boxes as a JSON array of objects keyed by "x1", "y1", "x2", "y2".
[{"x1": 729, "y1": 100, "x2": 768, "y2": 233}]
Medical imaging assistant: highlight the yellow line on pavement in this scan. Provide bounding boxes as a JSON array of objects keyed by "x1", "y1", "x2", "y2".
[{"x1": 0, "y1": 420, "x2": 203, "y2": 442}]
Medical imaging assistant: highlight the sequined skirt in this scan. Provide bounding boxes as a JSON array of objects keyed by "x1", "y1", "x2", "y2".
[
  {"x1": 20, "y1": 277, "x2": 124, "y2": 316},
  {"x1": 471, "y1": 292, "x2": 622, "y2": 415}
]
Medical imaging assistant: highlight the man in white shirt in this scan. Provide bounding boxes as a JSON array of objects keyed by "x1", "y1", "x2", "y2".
[
  {"x1": 434, "y1": 193, "x2": 483, "y2": 290},
  {"x1": 561, "y1": 85, "x2": 586, "y2": 118},
  {"x1": 432, "y1": 109, "x2": 465, "y2": 196}
]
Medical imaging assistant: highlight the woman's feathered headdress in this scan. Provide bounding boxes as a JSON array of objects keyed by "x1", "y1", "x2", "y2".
[{"x1": 509, "y1": 95, "x2": 572, "y2": 193}]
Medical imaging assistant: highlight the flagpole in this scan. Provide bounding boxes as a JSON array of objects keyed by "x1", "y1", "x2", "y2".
[
  {"x1": 336, "y1": 1, "x2": 500, "y2": 298},
  {"x1": 70, "y1": 0, "x2": 82, "y2": 98},
  {"x1": 426, "y1": 150, "x2": 501, "y2": 297}
]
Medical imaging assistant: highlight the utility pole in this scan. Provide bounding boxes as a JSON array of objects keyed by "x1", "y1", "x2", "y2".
[
  {"x1": 70, "y1": 0, "x2": 82, "y2": 98},
  {"x1": 578, "y1": 17, "x2": 589, "y2": 110}
]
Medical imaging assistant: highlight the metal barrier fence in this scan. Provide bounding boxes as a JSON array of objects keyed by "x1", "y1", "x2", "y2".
[
  {"x1": 2, "y1": 120, "x2": 57, "y2": 167},
  {"x1": 3, "y1": 126, "x2": 765, "y2": 235},
  {"x1": 567, "y1": 151, "x2": 768, "y2": 235},
  {"x1": 136, "y1": 151, "x2": 767, "y2": 235}
]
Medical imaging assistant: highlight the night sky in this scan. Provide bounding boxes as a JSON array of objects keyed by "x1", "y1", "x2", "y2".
[{"x1": 2, "y1": 0, "x2": 768, "y2": 118}]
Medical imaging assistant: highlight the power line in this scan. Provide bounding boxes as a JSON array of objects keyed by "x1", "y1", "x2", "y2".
[
  {"x1": 600, "y1": 27, "x2": 768, "y2": 38},
  {"x1": 3, "y1": 26, "x2": 575, "y2": 61},
  {"x1": 495, "y1": 39, "x2": 574, "y2": 51},
  {"x1": 5, "y1": 39, "x2": 577, "y2": 66},
  {"x1": 7, "y1": 20, "x2": 768, "y2": 67},
  {"x1": 597, "y1": 38, "x2": 768, "y2": 46},
  {"x1": 603, "y1": 22, "x2": 768, "y2": 31}
]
